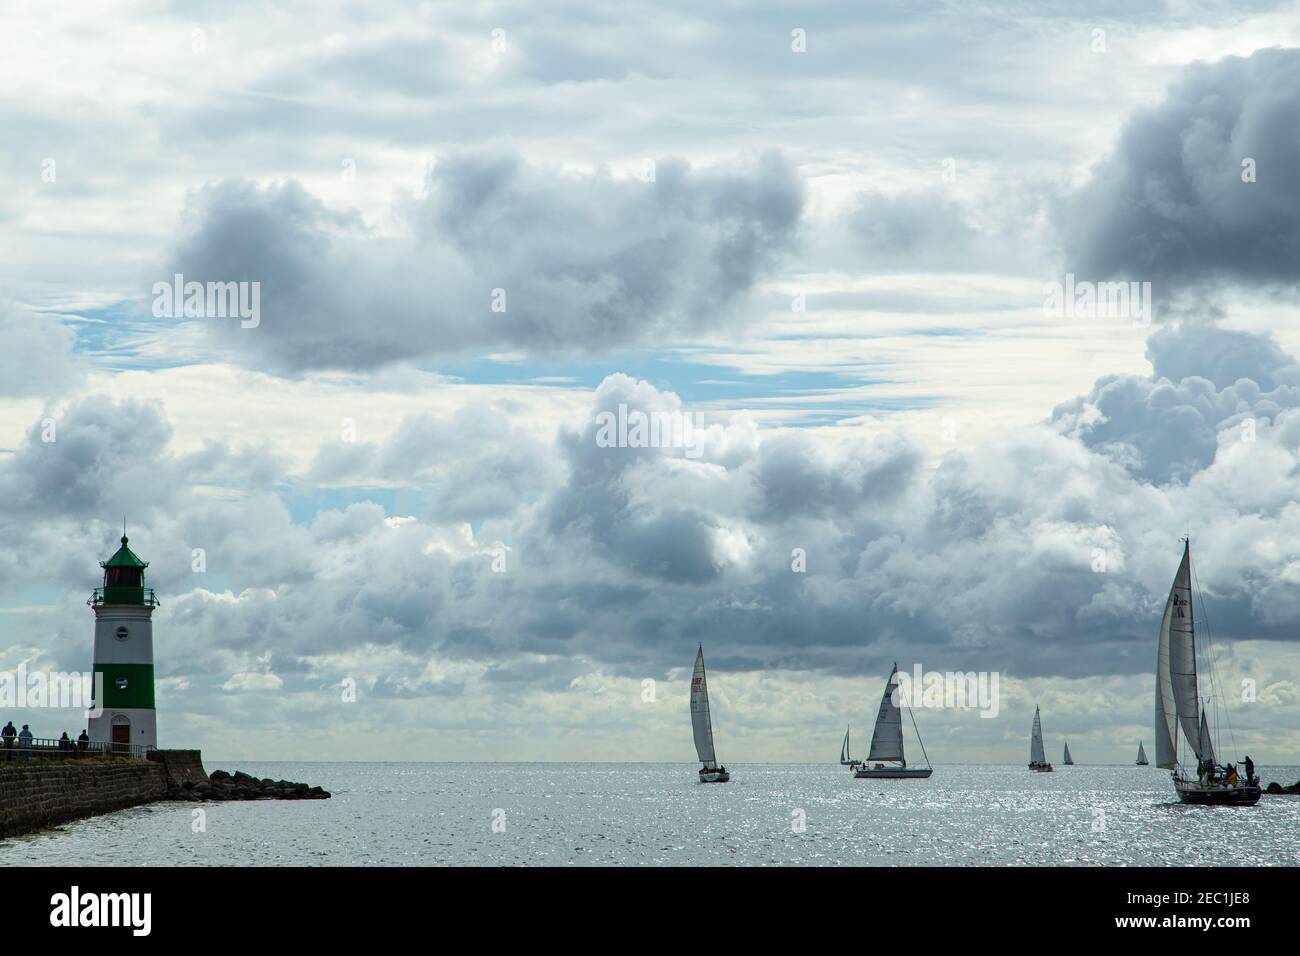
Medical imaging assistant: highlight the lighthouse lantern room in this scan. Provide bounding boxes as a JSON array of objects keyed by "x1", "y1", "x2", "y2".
[{"x1": 87, "y1": 532, "x2": 158, "y2": 751}]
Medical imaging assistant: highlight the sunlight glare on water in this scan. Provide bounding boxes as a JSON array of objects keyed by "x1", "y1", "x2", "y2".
[{"x1": 2, "y1": 762, "x2": 1296, "y2": 866}]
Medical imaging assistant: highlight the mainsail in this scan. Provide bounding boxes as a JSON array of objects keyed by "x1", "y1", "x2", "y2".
[
  {"x1": 1155, "y1": 541, "x2": 1206, "y2": 768},
  {"x1": 1029, "y1": 706, "x2": 1047, "y2": 765},
  {"x1": 1137, "y1": 741, "x2": 1148, "y2": 764},
  {"x1": 840, "y1": 725, "x2": 851, "y2": 763},
  {"x1": 1063, "y1": 741, "x2": 1073, "y2": 765},
  {"x1": 690, "y1": 646, "x2": 718, "y2": 770},
  {"x1": 867, "y1": 664, "x2": 905, "y2": 762},
  {"x1": 1199, "y1": 710, "x2": 1216, "y2": 767}
]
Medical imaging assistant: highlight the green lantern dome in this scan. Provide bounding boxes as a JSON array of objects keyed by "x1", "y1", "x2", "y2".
[
  {"x1": 103, "y1": 535, "x2": 148, "y2": 570},
  {"x1": 91, "y1": 533, "x2": 159, "y2": 607}
]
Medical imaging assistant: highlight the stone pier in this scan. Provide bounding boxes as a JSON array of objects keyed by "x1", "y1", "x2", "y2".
[{"x1": 0, "y1": 759, "x2": 168, "y2": 838}]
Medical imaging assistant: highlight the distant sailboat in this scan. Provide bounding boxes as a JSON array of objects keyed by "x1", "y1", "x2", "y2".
[
  {"x1": 853, "y1": 663, "x2": 933, "y2": 779},
  {"x1": 1154, "y1": 540, "x2": 1258, "y2": 805},
  {"x1": 1136, "y1": 742, "x2": 1149, "y2": 766},
  {"x1": 839, "y1": 725, "x2": 862, "y2": 768},
  {"x1": 1063, "y1": 741, "x2": 1074, "y2": 766},
  {"x1": 1028, "y1": 705, "x2": 1053, "y2": 771},
  {"x1": 690, "y1": 645, "x2": 729, "y2": 783}
]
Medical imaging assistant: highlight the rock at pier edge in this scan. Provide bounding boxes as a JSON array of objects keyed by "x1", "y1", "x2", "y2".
[
  {"x1": 150, "y1": 750, "x2": 330, "y2": 802},
  {"x1": 1263, "y1": 779, "x2": 1300, "y2": 795},
  {"x1": 173, "y1": 769, "x2": 330, "y2": 802}
]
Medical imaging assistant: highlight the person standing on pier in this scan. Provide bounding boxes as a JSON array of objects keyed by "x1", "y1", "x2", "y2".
[
  {"x1": 1, "y1": 721, "x2": 15, "y2": 761},
  {"x1": 18, "y1": 725, "x2": 32, "y2": 761}
]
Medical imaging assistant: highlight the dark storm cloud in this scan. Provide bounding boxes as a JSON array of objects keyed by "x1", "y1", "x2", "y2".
[
  {"x1": 165, "y1": 149, "x2": 804, "y2": 371},
  {"x1": 1145, "y1": 322, "x2": 1296, "y2": 390},
  {"x1": 0, "y1": 397, "x2": 177, "y2": 519},
  {"x1": 1051, "y1": 47, "x2": 1300, "y2": 481},
  {"x1": 1052, "y1": 324, "x2": 1300, "y2": 485},
  {"x1": 1063, "y1": 47, "x2": 1300, "y2": 288},
  {"x1": 509, "y1": 373, "x2": 1148, "y2": 679},
  {"x1": 542, "y1": 375, "x2": 731, "y2": 584},
  {"x1": 751, "y1": 431, "x2": 922, "y2": 521}
]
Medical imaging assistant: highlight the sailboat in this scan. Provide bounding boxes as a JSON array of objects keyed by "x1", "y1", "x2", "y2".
[
  {"x1": 690, "y1": 645, "x2": 730, "y2": 783},
  {"x1": 1135, "y1": 742, "x2": 1149, "y2": 766},
  {"x1": 853, "y1": 663, "x2": 933, "y2": 779},
  {"x1": 1063, "y1": 741, "x2": 1074, "y2": 766},
  {"x1": 839, "y1": 725, "x2": 862, "y2": 768},
  {"x1": 1154, "y1": 540, "x2": 1259, "y2": 806},
  {"x1": 1028, "y1": 705, "x2": 1053, "y2": 771}
]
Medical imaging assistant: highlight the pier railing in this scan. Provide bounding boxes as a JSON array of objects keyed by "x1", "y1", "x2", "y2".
[{"x1": 0, "y1": 737, "x2": 152, "y2": 761}]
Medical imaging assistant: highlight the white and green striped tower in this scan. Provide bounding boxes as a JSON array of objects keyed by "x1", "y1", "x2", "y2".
[{"x1": 87, "y1": 533, "x2": 158, "y2": 751}]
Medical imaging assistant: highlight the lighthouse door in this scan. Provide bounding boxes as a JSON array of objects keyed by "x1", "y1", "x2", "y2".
[{"x1": 111, "y1": 717, "x2": 131, "y2": 752}]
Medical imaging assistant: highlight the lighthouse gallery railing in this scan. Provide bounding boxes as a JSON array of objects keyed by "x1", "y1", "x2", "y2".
[{"x1": 88, "y1": 587, "x2": 160, "y2": 607}]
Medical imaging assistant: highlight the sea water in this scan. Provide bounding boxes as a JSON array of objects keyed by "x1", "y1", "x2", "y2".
[{"x1": 2, "y1": 762, "x2": 1297, "y2": 866}]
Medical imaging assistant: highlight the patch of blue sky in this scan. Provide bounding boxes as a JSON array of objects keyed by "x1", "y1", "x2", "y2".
[
  {"x1": 59, "y1": 303, "x2": 193, "y2": 371},
  {"x1": 423, "y1": 350, "x2": 919, "y2": 422},
  {"x1": 279, "y1": 484, "x2": 438, "y2": 527},
  {"x1": 0, "y1": 584, "x2": 67, "y2": 611},
  {"x1": 63, "y1": 302, "x2": 940, "y2": 427}
]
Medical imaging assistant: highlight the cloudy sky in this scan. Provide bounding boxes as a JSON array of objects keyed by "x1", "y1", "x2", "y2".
[{"x1": 4, "y1": 0, "x2": 1300, "y2": 764}]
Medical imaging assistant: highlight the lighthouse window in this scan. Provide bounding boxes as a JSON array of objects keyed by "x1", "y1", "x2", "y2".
[
  {"x1": 115, "y1": 677, "x2": 129, "y2": 690},
  {"x1": 105, "y1": 567, "x2": 142, "y2": 588},
  {"x1": 115, "y1": 626, "x2": 129, "y2": 641}
]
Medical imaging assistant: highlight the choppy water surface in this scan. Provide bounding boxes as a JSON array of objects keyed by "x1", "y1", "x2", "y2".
[{"x1": 2, "y1": 762, "x2": 1297, "y2": 866}]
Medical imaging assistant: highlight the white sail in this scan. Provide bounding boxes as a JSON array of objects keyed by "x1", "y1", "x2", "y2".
[
  {"x1": 1029, "y1": 706, "x2": 1046, "y2": 765},
  {"x1": 840, "y1": 726, "x2": 850, "y2": 763},
  {"x1": 1063, "y1": 741, "x2": 1073, "y2": 764},
  {"x1": 1166, "y1": 542, "x2": 1205, "y2": 760},
  {"x1": 1137, "y1": 741, "x2": 1148, "y2": 764},
  {"x1": 690, "y1": 646, "x2": 718, "y2": 769},
  {"x1": 867, "y1": 665, "x2": 905, "y2": 762},
  {"x1": 1199, "y1": 709, "x2": 1215, "y2": 767},
  {"x1": 1155, "y1": 545, "x2": 1186, "y2": 769}
]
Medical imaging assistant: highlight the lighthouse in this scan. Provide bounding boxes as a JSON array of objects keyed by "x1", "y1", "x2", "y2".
[{"x1": 87, "y1": 533, "x2": 158, "y2": 751}]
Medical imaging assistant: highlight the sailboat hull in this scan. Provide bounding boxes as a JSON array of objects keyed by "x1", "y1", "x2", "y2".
[
  {"x1": 1136, "y1": 761, "x2": 1149, "y2": 766},
  {"x1": 853, "y1": 767, "x2": 932, "y2": 779},
  {"x1": 698, "y1": 772, "x2": 730, "y2": 783},
  {"x1": 1173, "y1": 779, "x2": 1260, "y2": 806},
  {"x1": 1029, "y1": 763, "x2": 1053, "y2": 772}
]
